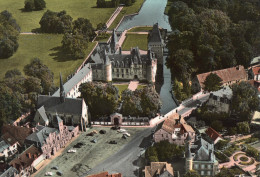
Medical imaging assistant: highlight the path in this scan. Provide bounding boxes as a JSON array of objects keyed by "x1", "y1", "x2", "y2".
[
  {"x1": 20, "y1": 32, "x2": 36, "y2": 35},
  {"x1": 106, "y1": 6, "x2": 124, "y2": 28},
  {"x1": 128, "y1": 81, "x2": 139, "y2": 91}
]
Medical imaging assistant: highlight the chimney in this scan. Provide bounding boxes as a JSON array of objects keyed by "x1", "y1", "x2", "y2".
[{"x1": 236, "y1": 65, "x2": 240, "y2": 70}]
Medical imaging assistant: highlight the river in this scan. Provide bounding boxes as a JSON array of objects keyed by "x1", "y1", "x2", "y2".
[{"x1": 117, "y1": 0, "x2": 177, "y2": 114}]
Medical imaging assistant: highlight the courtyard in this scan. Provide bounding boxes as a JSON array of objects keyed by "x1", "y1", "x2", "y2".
[{"x1": 33, "y1": 127, "x2": 146, "y2": 177}]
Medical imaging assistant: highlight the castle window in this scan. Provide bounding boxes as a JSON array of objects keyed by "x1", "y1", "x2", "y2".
[
  {"x1": 207, "y1": 171, "x2": 211, "y2": 175},
  {"x1": 122, "y1": 74, "x2": 124, "y2": 78},
  {"x1": 121, "y1": 69, "x2": 124, "y2": 72},
  {"x1": 112, "y1": 69, "x2": 114, "y2": 72},
  {"x1": 126, "y1": 69, "x2": 128, "y2": 73},
  {"x1": 117, "y1": 69, "x2": 119, "y2": 72},
  {"x1": 117, "y1": 74, "x2": 119, "y2": 77}
]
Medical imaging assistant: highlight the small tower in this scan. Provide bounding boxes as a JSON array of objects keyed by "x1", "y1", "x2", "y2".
[
  {"x1": 185, "y1": 134, "x2": 193, "y2": 172},
  {"x1": 104, "y1": 52, "x2": 112, "y2": 82},
  {"x1": 59, "y1": 73, "x2": 65, "y2": 103},
  {"x1": 110, "y1": 29, "x2": 118, "y2": 53}
]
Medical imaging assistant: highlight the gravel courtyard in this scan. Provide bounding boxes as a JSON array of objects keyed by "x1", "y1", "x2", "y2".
[{"x1": 34, "y1": 127, "x2": 145, "y2": 177}]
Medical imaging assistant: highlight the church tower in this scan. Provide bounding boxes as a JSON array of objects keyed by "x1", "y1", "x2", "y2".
[
  {"x1": 110, "y1": 29, "x2": 118, "y2": 53},
  {"x1": 59, "y1": 73, "x2": 65, "y2": 103}
]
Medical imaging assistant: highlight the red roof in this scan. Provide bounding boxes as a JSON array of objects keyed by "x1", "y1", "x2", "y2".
[
  {"x1": 9, "y1": 145, "x2": 41, "y2": 172},
  {"x1": 252, "y1": 66, "x2": 260, "y2": 75},
  {"x1": 1, "y1": 125, "x2": 33, "y2": 146},
  {"x1": 205, "y1": 127, "x2": 222, "y2": 141},
  {"x1": 86, "y1": 172, "x2": 122, "y2": 177},
  {"x1": 196, "y1": 65, "x2": 247, "y2": 88}
]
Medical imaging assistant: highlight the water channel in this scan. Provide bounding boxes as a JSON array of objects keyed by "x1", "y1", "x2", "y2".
[{"x1": 117, "y1": 0, "x2": 177, "y2": 114}]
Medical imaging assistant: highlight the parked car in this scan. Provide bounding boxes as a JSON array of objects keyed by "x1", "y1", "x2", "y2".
[
  {"x1": 45, "y1": 172, "x2": 53, "y2": 176},
  {"x1": 57, "y1": 171, "x2": 63, "y2": 176},
  {"x1": 123, "y1": 132, "x2": 131, "y2": 137},
  {"x1": 91, "y1": 139, "x2": 97, "y2": 143},
  {"x1": 109, "y1": 140, "x2": 117, "y2": 144},
  {"x1": 67, "y1": 149, "x2": 77, "y2": 153},
  {"x1": 51, "y1": 166, "x2": 58, "y2": 170},
  {"x1": 99, "y1": 130, "x2": 106, "y2": 134},
  {"x1": 117, "y1": 129, "x2": 126, "y2": 133},
  {"x1": 87, "y1": 132, "x2": 94, "y2": 136},
  {"x1": 74, "y1": 142, "x2": 85, "y2": 148}
]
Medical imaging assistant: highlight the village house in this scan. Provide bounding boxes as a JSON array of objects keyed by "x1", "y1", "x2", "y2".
[
  {"x1": 185, "y1": 136, "x2": 219, "y2": 176},
  {"x1": 0, "y1": 125, "x2": 33, "y2": 159},
  {"x1": 9, "y1": 145, "x2": 44, "y2": 177},
  {"x1": 192, "y1": 65, "x2": 247, "y2": 92},
  {"x1": 26, "y1": 115, "x2": 79, "y2": 159},
  {"x1": 153, "y1": 113, "x2": 195, "y2": 145},
  {"x1": 34, "y1": 74, "x2": 89, "y2": 131},
  {"x1": 86, "y1": 171, "x2": 122, "y2": 177},
  {"x1": 206, "y1": 86, "x2": 232, "y2": 113},
  {"x1": 204, "y1": 127, "x2": 223, "y2": 145},
  {"x1": 0, "y1": 166, "x2": 18, "y2": 177},
  {"x1": 143, "y1": 162, "x2": 176, "y2": 177}
]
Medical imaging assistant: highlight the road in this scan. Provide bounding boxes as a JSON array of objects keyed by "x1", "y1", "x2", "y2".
[{"x1": 82, "y1": 127, "x2": 156, "y2": 177}]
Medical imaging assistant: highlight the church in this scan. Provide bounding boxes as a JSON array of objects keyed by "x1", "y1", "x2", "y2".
[{"x1": 34, "y1": 74, "x2": 88, "y2": 131}]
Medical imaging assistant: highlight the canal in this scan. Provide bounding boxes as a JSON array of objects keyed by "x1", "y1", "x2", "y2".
[{"x1": 117, "y1": 0, "x2": 177, "y2": 114}]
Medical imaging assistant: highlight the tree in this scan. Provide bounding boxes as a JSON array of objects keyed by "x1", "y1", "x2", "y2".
[
  {"x1": 215, "y1": 140, "x2": 228, "y2": 150},
  {"x1": 24, "y1": 0, "x2": 35, "y2": 11},
  {"x1": 24, "y1": 58, "x2": 54, "y2": 94},
  {"x1": 203, "y1": 73, "x2": 222, "y2": 92},
  {"x1": 183, "y1": 170, "x2": 201, "y2": 177},
  {"x1": 246, "y1": 145, "x2": 259, "y2": 159},
  {"x1": 211, "y1": 120, "x2": 223, "y2": 132},
  {"x1": 34, "y1": 0, "x2": 46, "y2": 10},
  {"x1": 236, "y1": 122, "x2": 250, "y2": 134},
  {"x1": 4, "y1": 69, "x2": 22, "y2": 79},
  {"x1": 73, "y1": 18, "x2": 95, "y2": 40},
  {"x1": 231, "y1": 81, "x2": 259, "y2": 121},
  {"x1": 0, "y1": 10, "x2": 20, "y2": 59},
  {"x1": 39, "y1": 10, "x2": 73, "y2": 33}
]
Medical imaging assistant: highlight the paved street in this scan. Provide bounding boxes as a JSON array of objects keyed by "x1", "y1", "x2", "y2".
[{"x1": 83, "y1": 127, "x2": 156, "y2": 177}]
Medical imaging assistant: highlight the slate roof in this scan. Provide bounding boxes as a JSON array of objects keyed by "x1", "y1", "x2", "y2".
[
  {"x1": 144, "y1": 162, "x2": 174, "y2": 177},
  {"x1": 9, "y1": 145, "x2": 41, "y2": 172},
  {"x1": 149, "y1": 23, "x2": 163, "y2": 43},
  {"x1": 53, "y1": 63, "x2": 92, "y2": 96},
  {"x1": 25, "y1": 125, "x2": 57, "y2": 146},
  {"x1": 205, "y1": 127, "x2": 222, "y2": 142},
  {"x1": 196, "y1": 65, "x2": 247, "y2": 88},
  {"x1": 37, "y1": 95, "x2": 83, "y2": 115},
  {"x1": 209, "y1": 86, "x2": 233, "y2": 100},
  {"x1": 0, "y1": 166, "x2": 18, "y2": 177},
  {"x1": 250, "y1": 56, "x2": 260, "y2": 66},
  {"x1": 0, "y1": 140, "x2": 10, "y2": 153},
  {"x1": 36, "y1": 106, "x2": 49, "y2": 123},
  {"x1": 1, "y1": 125, "x2": 33, "y2": 146}
]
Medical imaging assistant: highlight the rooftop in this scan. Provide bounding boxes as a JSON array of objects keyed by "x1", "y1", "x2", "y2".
[
  {"x1": 144, "y1": 162, "x2": 174, "y2": 177},
  {"x1": 205, "y1": 127, "x2": 222, "y2": 142}
]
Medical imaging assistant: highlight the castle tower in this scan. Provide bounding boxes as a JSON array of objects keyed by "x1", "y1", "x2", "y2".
[
  {"x1": 148, "y1": 23, "x2": 164, "y2": 65},
  {"x1": 185, "y1": 134, "x2": 193, "y2": 172},
  {"x1": 104, "y1": 51, "x2": 112, "y2": 82},
  {"x1": 110, "y1": 29, "x2": 118, "y2": 53},
  {"x1": 146, "y1": 49, "x2": 157, "y2": 83},
  {"x1": 59, "y1": 73, "x2": 65, "y2": 103}
]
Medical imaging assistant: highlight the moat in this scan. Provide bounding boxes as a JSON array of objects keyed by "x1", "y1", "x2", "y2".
[{"x1": 117, "y1": 0, "x2": 176, "y2": 114}]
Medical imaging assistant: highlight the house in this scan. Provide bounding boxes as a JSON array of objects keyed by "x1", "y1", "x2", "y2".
[
  {"x1": 143, "y1": 162, "x2": 175, "y2": 177},
  {"x1": 86, "y1": 171, "x2": 122, "y2": 177},
  {"x1": 206, "y1": 86, "x2": 232, "y2": 113},
  {"x1": 154, "y1": 113, "x2": 195, "y2": 145},
  {"x1": 250, "y1": 56, "x2": 260, "y2": 66},
  {"x1": 205, "y1": 127, "x2": 223, "y2": 144},
  {"x1": 192, "y1": 65, "x2": 247, "y2": 92},
  {"x1": 0, "y1": 166, "x2": 18, "y2": 177},
  {"x1": 34, "y1": 74, "x2": 88, "y2": 131},
  {"x1": 0, "y1": 125, "x2": 33, "y2": 158},
  {"x1": 249, "y1": 66, "x2": 260, "y2": 81},
  {"x1": 26, "y1": 115, "x2": 79, "y2": 159},
  {"x1": 185, "y1": 137, "x2": 219, "y2": 176},
  {"x1": 9, "y1": 145, "x2": 44, "y2": 177}
]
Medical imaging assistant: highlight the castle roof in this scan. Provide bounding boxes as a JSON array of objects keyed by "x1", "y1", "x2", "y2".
[
  {"x1": 196, "y1": 65, "x2": 247, "y2": 89},
  {"x1": 149, "y1": 23, "x2": 163, "y2": 43}
]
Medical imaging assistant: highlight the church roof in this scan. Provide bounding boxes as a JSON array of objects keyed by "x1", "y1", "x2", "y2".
[
  {"x1": 37, "y1": 95, "x2": 83, "y2": 115},
  {"x1": 53, "y1": 63, "x2": 92, "y2": 97},
  {"x1": 37, "y1": 106, "x2": 49, "y2": 123},
  {"x1": 149, "y1": 23, "x2": 162, "y2": 43}
]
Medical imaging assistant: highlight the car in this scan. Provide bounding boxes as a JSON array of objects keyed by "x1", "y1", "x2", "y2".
[
  {"x1": 51, "y1": 166, "x2": 58, "y2": 170},
  {"x1": 45, "y1": 172, "x2": 53, "y2": 176},
  {"x1": 99, "y1": 130, "x2": 106, "y2": 134},
  {"x1": 91, "y1": 139, "x2": 97, "y2": 143},
  {"x1": 74, "y1": 142, "x2": 85, "y2": 148},
  {"x1": 123, "y1": 132, "x2": 131, "y2": 137},
  {"x1": 87, "y1": 132, "x2": 94, "y2": 136},
  {"x1": 67, "y1": 149, "x2": 77, "y2": 153},
  {"x1": 109, "y1": 140, "x2": 117, "y2": 144},
  {"x1": 122, "y1": 134, "x2": 127, "y2": 139},
  {"x1": 117, "y1": 129, "x2": 126, "y2": 133},
  {"x1": 57, "y1": 171, "x2": 63, "y2": 176}
]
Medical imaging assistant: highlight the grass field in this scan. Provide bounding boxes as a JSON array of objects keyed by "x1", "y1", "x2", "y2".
[
  {"x1": 128, "y1": 26, "x2": 153, "y2": 32},
  {"x1": 0, "y1": 34, "x2": 96, "y2": 86},
  {"x1": 0, "y1": 0, "x2": 116, "y2": 32},
  {"x1": 122, "y1": 34, "x2": 148, "y2": 51},
  {"x1": 109, "y1": 0, "x2": 145, "y2": 29},
  {"x1": 114, "y1": 84, "x2": 129, "y2": 95}
]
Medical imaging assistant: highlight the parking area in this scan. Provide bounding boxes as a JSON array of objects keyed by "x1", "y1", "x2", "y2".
[{"x1": 33, "y1": 127, "x2": 145, "y2": 177}]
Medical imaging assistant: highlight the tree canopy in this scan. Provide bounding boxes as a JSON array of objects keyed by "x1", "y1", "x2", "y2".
[
  {"x1": 0, "y1": 10, "x2": 20, "y2": 59},
  {"x1": 39, "y1": 10, "x2": 72, "y2": 33},
  {"x1": 24, "y1": 0, "x2": 46, "y2": 11},
  {"x1": 203, "y1": 73, "x2": 222, "y2": 92},
  {"x1": 231, "y1": 81, "x2": 259, "y2": 120},
  {"x1": 183, "y1": 170, "x2": 200, "y2": 177}
]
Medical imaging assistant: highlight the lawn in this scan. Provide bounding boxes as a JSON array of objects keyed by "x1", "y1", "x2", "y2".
[
  {"x1": 114, "y1": 84, "x2": 129, "y2": 95},
  {"x1": 0, "y1": 34, "x2": 97, "y2": 86},
  {"x1": 109, "y1": 0, "x2": 145, "y2": 29},
  {"x1": 128, "y1": 26, "x2": 153, "y2": 32},
  {"x1": 0, "y1": 0, "x2": 116, "y2": 32},
  {"x1": 95, "y1": 33, "x2": 111, "y2": 43},
  {"x1": 122, "y1": 34, "x2": 148, "y2": 51}
]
